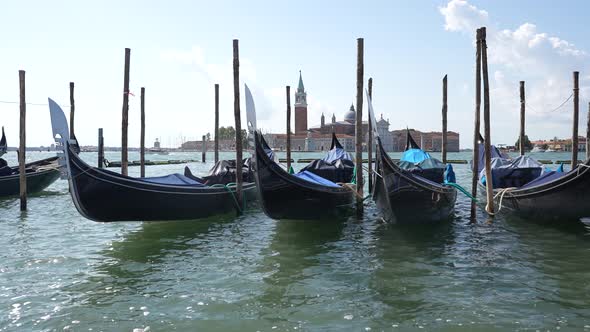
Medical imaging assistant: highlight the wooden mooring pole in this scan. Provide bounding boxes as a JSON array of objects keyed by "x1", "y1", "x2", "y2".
[
  {"x1": 69, "y1": 82, "x2": 75, "y2": 138},
  {"x1": 470, "y1": 28, "x2": 482, "y2": 221},
  {"x1": 233, "y1": 39, "x2": 243, "y2": 209},
  {"x1": 140, "y1": 87, "x2": 146, "y2": 178},
  {"x1": 121, "y1": 48, "x2": 131, "y2": 176},
  {"x1": 18, "y1": 70, "x2": 27, "y2": 211},
  {"x1": 481, "y1": 27, "x2": 494, "y2": 215},
  {"x1": 519, "y1": 81, "x2": 526, "y2": 156},
  {"x1": 442, "y1": 75, "x2": 448, "y2": 163},
  {"x1": 98, "y1": 128, "x2": 104, "y2": 168},
  {"x1": 286, "y1": 85, "x2": 292, "y2": 171},
  {"x1": 367, "y1": 77, "x2": 373, "y2": 193},
  {"x1": 202, "y1": 135, "x2": 207, "y2": 162},
  {"x1": 214, "y1": 83, "x2": 220, "y2": 164},
  {"x1": 572, "y1": 71, "x2": 579, "y2": 168},
  {"x1": 355, "y1": 38, "x2": 364, "y2": 210}
]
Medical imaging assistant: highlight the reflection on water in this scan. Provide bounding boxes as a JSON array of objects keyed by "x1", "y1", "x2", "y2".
[{"x1": 1, "y1": 152, "x2": 590, "y2": 331}]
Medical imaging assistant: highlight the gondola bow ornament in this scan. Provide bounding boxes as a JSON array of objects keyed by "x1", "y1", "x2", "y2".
[{"x1": 48, "y1": 98, "x2": 72, "y2": 179}]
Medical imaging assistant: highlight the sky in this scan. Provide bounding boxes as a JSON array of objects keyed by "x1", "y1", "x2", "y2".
[{"x1": 0, "y1": 0, "x2": 589, "y2": 148}]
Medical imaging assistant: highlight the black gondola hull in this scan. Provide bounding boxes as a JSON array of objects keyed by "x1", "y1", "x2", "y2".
[
  {"x1": 252, "y1": 132, "x2": 355, "y2": 220},
  {"x1": 66, "y1": 147, "x2": 257, "y2": 222},
  {"x1": 478, "y1": 164, "x2": 590, "y2": 222}
]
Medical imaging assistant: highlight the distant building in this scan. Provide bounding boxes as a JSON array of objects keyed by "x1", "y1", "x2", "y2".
[
  {"x1": 198, "y1": 71, "x2": 459, "y2": 152},
  {"x1": 531, "y1": 136, "x2": 587, "y2": 152},
  {"x1": 294, "y1": 71, "x2": 308, "y2": 135},
  {"x1": 391, "y1": 129, "x2": 459, "y2": 152},
  {"x1": 180, "y1": 139, "x2": 235, "y2": 151}
]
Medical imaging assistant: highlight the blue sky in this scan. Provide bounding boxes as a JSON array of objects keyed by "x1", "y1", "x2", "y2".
[{"x1": 0, "y1": 0, "x2": 588, "y2": 148}]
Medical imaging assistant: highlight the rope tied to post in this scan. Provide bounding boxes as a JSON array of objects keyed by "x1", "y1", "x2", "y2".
[{"x1": 485, "y1": 187, "x2": 516, "y2": 216}]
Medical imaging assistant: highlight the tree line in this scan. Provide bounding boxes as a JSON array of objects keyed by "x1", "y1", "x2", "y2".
[{"x1": 210, "y1": 126, "x2": 248, "y2": 147}]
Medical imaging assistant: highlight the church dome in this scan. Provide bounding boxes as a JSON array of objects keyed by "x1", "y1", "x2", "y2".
[{"x1": 344, "y1": 104, "x2": 355, "y2": 123}]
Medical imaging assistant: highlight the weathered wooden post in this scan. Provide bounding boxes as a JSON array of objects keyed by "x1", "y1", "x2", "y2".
[
  {"x1": 98, "y1": 128, "x2": 104, "y2": 168},
  {"x1": 286, "y1": 85, "x2": 292, "y2": 170},
  {"x1": 214, "y1": 83, "x2": 220, "y2": 163},
  {"x1": 442, "y1": 74, "x2": 448, "y2": 163},
  {"x1": 470, "y1": 28, "x2": 482, "y2": 221},
  {"x1": 121, "y1": 48, "x2": 131, "y2": 176},
  {"x1": 202, "y1": 135, "x2": 207, "y2": 162},
  {"x1": 519, "y1": 81, "x2": 526, "y2": 156},
  {"x1": 368, "y1": 77, "x2": 373, "y2": 193},
  {"x1": 587, "y1": 102, "x2": 590, "y2": 160},
  {"x1": 18, "y1": 70, "x2": 27, "y2": 211},
  {"x1": 481, "y1": 27, "x2": 494, "y2": 215},
  {"x1": 69, "y1": 82, "x2": 75, "y2": 138},
  {"x1": 572, "y1": 71, "x2": 580, "y2": 167},
  {"x1": 355, "y1": 38, "x2": 364, "y2": 210},
  {"x1": 140, "y1": 87, "x2": 146, "y2": 177},
  {"x1": 233, "y1": 39, "x2": 243, "y2": 209}
]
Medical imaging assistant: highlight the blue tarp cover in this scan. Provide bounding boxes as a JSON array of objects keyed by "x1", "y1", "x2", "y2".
[
  {"x1": 292, "y1": 170, "x2": 340, "y2": 187},
  {"x1": 471, "y1": 144, "x2": 506, "y2": 173},
  {"x1": 401, "y1": 149, "x2": 431, "y2": 164},
  {"x1": 322, "y1": 147, "x2": 352, "y2": 163},
  {"x1": 480, "y1": 155, "x2": 543, "y2": 189},
  {"x1": 141, "y1": 173, "x2": 205, "y2": 186},
  {"x1": 399, "y1": 150, "x2": 445, "y2": 184},
  {"x1": 521, "y1": 170, "x2": 567, "y2": 189}
]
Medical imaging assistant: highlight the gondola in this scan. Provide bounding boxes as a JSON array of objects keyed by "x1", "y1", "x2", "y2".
[
  {"x1": 367, "y1": 93, "x2": 457, "y2": 223},
  {"x1": 0, "y1": 126, "x2": 60, "y2": 198},
  {"x1": 244, "y1": 85, "x2": 356, "y2": 220},
  {"x1": 0, "y1": 156, "x2": 60, "y2": 198},
  {"x1": 475, "y1": 142, "x2": 590, "y2": 221},
  {"x1": 47, "y1": 98, "x2": 257, "y2": 222}
]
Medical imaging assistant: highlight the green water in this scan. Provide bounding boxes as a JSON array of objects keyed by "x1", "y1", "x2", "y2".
[{"x1": 1, "y1": 150, "x2": 590, "y2": 331}]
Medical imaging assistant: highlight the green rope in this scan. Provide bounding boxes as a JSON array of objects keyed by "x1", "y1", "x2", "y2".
[
  {"x1": 211, "y1": 182, "x2": 244, "y2": 214},
  {"x1": 288, "y1": 166, "x2": 295, "y2": 174},
  {"x1": 350, "y1": 166, "x2": 357, "y2": 184},
  {"x1": 444, "y1": 182, "x2": 478, "y2": 202}
]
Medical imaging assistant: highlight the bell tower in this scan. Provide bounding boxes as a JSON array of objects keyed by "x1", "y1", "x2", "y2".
[{"x1": 294, "y1": 71, "x2": 308, "y2": 134}]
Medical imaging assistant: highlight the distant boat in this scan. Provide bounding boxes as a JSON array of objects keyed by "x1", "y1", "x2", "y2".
[
  {"x1": 146, "y1": 148, "x2": 169, "y2": 155},
  {"x1": 546, "y1": 148, "x2": 556, "y2": 152},
  {"x1": 531, "y1": 146, "x2": 546, "y2": 153}
]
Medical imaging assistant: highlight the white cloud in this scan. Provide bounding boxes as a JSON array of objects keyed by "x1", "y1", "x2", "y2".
[
  {"x1": 439, "y1": 0, "x2": 488, "y2": 33},
  {"x1": 440, "y1": 0, "x2": 588, "y2": 142}
]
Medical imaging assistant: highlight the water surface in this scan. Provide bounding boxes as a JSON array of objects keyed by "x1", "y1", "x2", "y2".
[{"x1": 1, "y1": 150, "x2": 589, "y2": 331}]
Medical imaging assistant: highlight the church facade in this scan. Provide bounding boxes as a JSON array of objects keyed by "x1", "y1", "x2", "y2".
[{"x1": 265, "y1": 72, "x2": 459, "y2": 153}]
